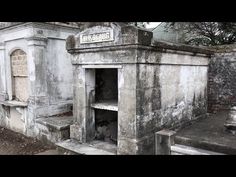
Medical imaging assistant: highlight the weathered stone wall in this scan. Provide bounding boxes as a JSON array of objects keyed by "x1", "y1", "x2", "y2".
[
  {"x1": 160, "y1": 66, "x2": 208, "y2": 126},
  {"x1": 134, "y1": 51, "x2": 209, "y2": 154},
  {"x1": 46, "y1": 39, "x2": 73, "y2": 104},
  {"x1": 208, "y1": 50, "x2": 236, "y2": 113}
]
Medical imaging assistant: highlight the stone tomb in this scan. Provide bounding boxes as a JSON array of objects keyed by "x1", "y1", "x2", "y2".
[
  {"x1": 60, "y1": 22, "x2": 212, "y2": 155},
  {"x1": 0, "y1": 22, "x2": 79, "y2": 141}
]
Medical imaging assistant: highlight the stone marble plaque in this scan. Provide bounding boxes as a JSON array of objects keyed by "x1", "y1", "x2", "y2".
[{"x1": 80, "y1": 29, "x2": 114, "y2": 44}]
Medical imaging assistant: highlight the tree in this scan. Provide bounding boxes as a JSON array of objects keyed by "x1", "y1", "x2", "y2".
[{"x1": 166, "y1": 22, "x2": 236, "y2": 46}]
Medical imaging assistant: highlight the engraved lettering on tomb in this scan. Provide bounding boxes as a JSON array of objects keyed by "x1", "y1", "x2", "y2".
[{"x1": 80, "y1": 29, "x2": 114, "y2": 44}]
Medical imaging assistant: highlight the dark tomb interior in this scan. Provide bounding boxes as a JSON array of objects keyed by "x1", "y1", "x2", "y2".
[
  {"x1": 94, "y1": 109, "x2": 118, "y2": 144},
  {"x1": 95, "y1": 69, "x2": 118, "y2": 102},
  {"x1": 94, "y1": 69, "x2": 118, "y2": 144}
]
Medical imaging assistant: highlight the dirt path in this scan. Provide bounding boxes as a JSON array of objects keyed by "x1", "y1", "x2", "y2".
[{"x1": 0, "y1": 127, "x2": 55, "y2": 155}]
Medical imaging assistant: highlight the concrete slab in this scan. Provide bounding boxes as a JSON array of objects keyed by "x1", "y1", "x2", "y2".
[
  {"x1": 56, "y1": 139, "x2": 116, "y2": 155},
  {"x1": 175, "y1": 111, "x2": 236, "y2": 154}
]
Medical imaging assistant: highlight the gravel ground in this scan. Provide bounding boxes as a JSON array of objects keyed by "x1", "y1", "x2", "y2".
[{"x1": 0, "y1": 127, "x2": 55, "y2": 155}]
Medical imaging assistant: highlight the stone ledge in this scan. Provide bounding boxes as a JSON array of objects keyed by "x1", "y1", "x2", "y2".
[
  {"x1": 208, "y1": 44, "x2": 236, "y2": 53},
  {"x1": 0, "y1": 100, "x2": 28, "y2": 107},
  {"x1": 91, "y1": 100, "x2": 118, "y2": 111},
  {"x1": 36, "y1": 116, "x2": 73, "y2": 131},
  {"x1": 152, "y1": 40, "x2": 214, "y2": 55},
  {"x1": 67, "y1": 44, "x2": 154, "y2": 54},
  {"x1": 0, "y1": 22, "x2": 80, "y2": 33}
]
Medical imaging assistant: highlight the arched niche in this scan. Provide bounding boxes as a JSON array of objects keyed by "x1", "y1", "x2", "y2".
[{"x1": 10, "y1": 49, "x2": 29, "y2": 102}]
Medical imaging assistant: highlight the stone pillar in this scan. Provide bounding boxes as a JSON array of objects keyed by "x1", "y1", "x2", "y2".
[
  {"x1": 155, "y1": 130, "x2": 176, "y2": 155},
  {"x1": 117, "y1": 65, "x2": 138, "y2": 154},
  {"x1": 0, "y1": 42, "x2": 7, "y2": 127},
  {"x1": 26, "y1": 35, "x2": 48, "y2": 99},
  {"x1": 25, "y1": 35, "x2": 48, "y2": 136},
  {"x1": 70, "y1": 66, "x2": 95, "y2": 143},
  {"x1": 118, "y1": 63, "x2": 162, "y2": 154},
  {"x1": 0, "y1": 42, "x2": 7, "y2": 101}
]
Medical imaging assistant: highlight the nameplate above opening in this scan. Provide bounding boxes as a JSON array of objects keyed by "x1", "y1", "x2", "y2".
[{"x1": 80, "y1": 29, "x2": 114, "y2": 44}]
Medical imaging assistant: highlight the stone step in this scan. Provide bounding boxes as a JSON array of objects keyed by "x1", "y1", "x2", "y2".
[
  {"x1": 175, "y1": 135, "x2": 236, "y2": 154},
  {"x1": 36, "y1": 116, "x2": 73, "y2": 144},
  {"x1": 171, "y1": 144, "x2": 225, "y2": 155},
  {"x1": 56, "y1": 139, "x2": 116, "y2": 155}
]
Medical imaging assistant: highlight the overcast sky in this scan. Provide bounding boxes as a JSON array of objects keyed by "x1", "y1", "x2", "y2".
[{"x1": 146, "y1": 22, "x2": 161, "y2": 28}]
